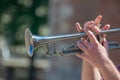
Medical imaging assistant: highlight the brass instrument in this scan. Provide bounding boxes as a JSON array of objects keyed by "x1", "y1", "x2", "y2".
[{"x1": 25, "y1": 28, "x2": 120, "y2": 57}]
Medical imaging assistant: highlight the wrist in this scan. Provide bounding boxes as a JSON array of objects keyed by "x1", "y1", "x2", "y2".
[
  {"x1": 98, "y1": 57, "x2": 120, "y2": 80},
  {"x1": 98, "y1": 57, "x2": 113, "y2": 70}
]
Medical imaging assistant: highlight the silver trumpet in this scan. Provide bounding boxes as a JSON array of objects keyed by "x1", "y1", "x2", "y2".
[{"x1": 25, "y1": 28, "x2": 120, "y2": 57}]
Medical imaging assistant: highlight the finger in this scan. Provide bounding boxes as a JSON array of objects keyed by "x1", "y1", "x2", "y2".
[
  {"x1": 102, "y1": 38, "x2": 109, "y2": 55},
  {"x1": 82, "y1": 40, "x2": 90, "y2": 48},
  {"x1": 84, "y1": 28, "x2": 99, "y2": 44},
  {"x1": 84, "y1": 21, "x2": 91, "y2": 28},
  {"x1": 84, "y1": 21, "x2": 100, "y2": 34},
  {"x1": 84, "y1": 21, "x2": 94, "y2": 30},
  {"x1": 76, "y1": 53, "x2": 87, "y2": 59},
  {"x1": 76, "y1": 22, "x2": 82, "y2": 32},
  {"x1": 91, "y1": 25, "x2": 100, "y2": 34},
  {"x1": 103, "y1": 24, "x2": 110, "y2": 30},
  {"x1": 76, "y1": 22, "x2": 87, "y2": 41},
  {"x1": 77, "y1": 41, "x2": 87, "y2": 53},
  {"x1": 100, "y1": 24, "x2": 110, "y2": 44},
  {"x1": 76, "y1": 53, "x2": 90, "y2": 63},
  {"x1": 94, "y1": 15, "x2": 102, "y2": 26},
  {"x1": 103, "y1": 38, "x2": 108, "y2": 49},
  {"x1": 83, "y1": 21, "x2": 94, "y2": 41},
  {"x1": 102, "y1": 24, "x2": 110, "y2": 38}
]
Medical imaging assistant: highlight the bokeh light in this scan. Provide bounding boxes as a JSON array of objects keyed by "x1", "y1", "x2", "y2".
[
  {"x1": 35, "y1": 6, "x2": 48, "y2": 17},
  {"x1": 17, "y1": 0, "x2": 33, "y2": 8}
]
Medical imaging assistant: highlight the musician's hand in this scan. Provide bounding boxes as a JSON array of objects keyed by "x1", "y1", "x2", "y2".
[
  {"x1": 76, "y1": 15, "x2": 103, "y2": 45},
  {"x1": 76, "y1": 15, "x2": 110, "y2": 55},
  {"x1": 75, "y1": 15, "x2": 120, "y2": 80},
  {"x1": 76, "y1": 27, "x2": 110, "y2": 69},
  {"x1": 76, "y1": 15, "x2": 110, "y2": 68}
]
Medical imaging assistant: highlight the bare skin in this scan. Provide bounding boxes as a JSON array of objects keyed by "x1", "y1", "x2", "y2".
[
  {"x1": 75, "y1": 15, "x2": 102, "y2": 80},
  {"x1": 76, "y1": 16, "x2": 120, "y2": 80},
  {"x1": 76, "y1": 15, "x2": 110, "y2": 80}
]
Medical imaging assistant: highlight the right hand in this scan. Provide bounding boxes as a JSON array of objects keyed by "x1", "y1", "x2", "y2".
[{"x1": 76, "y1": 15, "x2": 110, "y2": 67}]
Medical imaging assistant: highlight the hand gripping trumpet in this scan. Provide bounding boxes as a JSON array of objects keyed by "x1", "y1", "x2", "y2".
[{"x1": 25, "y1": 28, "x2": 120, "y2": 57}]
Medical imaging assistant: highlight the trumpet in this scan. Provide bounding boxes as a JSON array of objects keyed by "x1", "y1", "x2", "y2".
[{"x1": 25, "y1": 28, "x2": 120, "y2": 57}]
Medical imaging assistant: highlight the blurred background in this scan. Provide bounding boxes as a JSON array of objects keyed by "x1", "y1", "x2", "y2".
[{"x1": 0, "y1": 0, "x2": 120, "y2": 80}]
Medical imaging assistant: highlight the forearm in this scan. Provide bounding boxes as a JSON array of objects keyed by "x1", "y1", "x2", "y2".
[
  {"x1": 81, "y1": 60, "x2": 102, "y2": 80},
  {"x1": 99, "y1": 58, "x2": 120, "y2": 80}
]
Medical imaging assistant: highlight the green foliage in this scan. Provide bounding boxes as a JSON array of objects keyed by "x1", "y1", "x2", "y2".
[{"x1": 0, "y1": 0, "x2": 48, "y2": 45}]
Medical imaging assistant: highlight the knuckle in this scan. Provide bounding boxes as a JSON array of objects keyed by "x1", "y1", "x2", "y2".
[{"x1": 94, "y1": 43, "x2": 99, "y2": 47}]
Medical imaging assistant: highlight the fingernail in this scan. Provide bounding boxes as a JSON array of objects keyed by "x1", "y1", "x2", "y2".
[
  {"x1": 105, "y1": 24, "x2": 110, "y2": 30},
  {"x1": 98, "y1": 15, "x2": 102, "y2": 18},
  {"x1": 106, "y1": 24, "x2": 110, "y2": 27},
  {"x1": 76, "y1": 22, "x2": 79, "y2": 26}
]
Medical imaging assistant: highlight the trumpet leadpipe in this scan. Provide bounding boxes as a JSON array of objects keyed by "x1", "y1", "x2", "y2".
[{"x1": 32, "y1": 28, "x2": 120, "y2": 44}]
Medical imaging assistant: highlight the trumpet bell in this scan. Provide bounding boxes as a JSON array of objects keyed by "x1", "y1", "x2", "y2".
[{"x1": 25, "y1": 28, "x2": 34, "y2": 57}]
